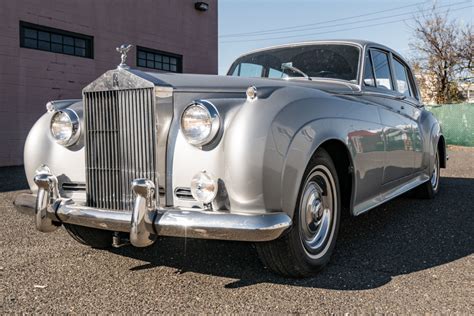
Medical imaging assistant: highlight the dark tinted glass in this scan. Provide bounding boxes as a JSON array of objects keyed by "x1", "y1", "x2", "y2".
[
  {"x1": 136, "y1": 47, "x2": 182, "y2": 73},
  {"x1": 228, "y1": 44, "x2": 360, "y2": 81},
  {"x1": 24, "y1": 29, "x2": 37, "y2": 39},
  {"x1": 20, "y1": 22, "x2": 93, "y2": 59},
  {"x1": 38, "y1": 31, "x2": 50, "y2": 41},
  {"x1": 51, "y1": 34, "x2": 62, "y2": 43}
]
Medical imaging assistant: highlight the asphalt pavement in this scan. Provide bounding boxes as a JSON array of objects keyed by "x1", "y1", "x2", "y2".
[{"x1": 1, "y1": 147, "x2": 473, "y2": 313}]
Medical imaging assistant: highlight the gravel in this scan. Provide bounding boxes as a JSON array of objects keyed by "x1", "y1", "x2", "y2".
[{"x1": 1, "y1": 148, "x2": 473, "y2": 313}]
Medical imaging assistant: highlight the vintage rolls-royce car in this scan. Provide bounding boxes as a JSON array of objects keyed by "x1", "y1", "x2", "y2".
[{"x1": 14, "y1": 40, "x2": 446, "y2": 277}]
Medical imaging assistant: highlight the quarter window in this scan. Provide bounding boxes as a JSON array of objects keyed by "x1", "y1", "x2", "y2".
[
  {"x1": 393, "y1": 58, "x2": 412, "y2": 97},
  {"x1": 363, "y1": 51, "x2": 376, "y2": 87},
  {"x1": 232, "y1": 63, "x2": 264, "y2": 77},
  {"x1": 371, "y1": 50, "x2": 393, "y2": 90},
  {"x1": 137, "y1": 47, "x2": 182, "y2": 73},
  {"x1": 268, "y1": 68, "x2": 287, "y2": 78},
  {"x1": 20, "y1": 21, "x2": 93, "y2": 58}
]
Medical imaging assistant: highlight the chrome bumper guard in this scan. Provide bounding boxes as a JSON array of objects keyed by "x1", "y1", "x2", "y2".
[{"x1": 14, "y1": 172, "x2": 292, "y2": 247}]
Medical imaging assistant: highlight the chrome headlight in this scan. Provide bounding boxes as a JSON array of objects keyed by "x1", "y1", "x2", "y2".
[
  {"x1": 180, "y1": 100, "x2": 220, "y2": 147},
  {"x1": 50, "y1": 109, "x2": 80, "y2": 147}
]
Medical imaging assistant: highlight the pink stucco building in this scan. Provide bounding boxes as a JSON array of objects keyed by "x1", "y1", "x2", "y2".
[{"x1": 0, "y1": 0, "x2": 218, "y2": 166}]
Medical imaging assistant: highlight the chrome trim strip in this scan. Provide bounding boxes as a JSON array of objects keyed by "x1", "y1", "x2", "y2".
[
  {"x1": 353, "y1": 173, "x2": 430, "y2": 216},
  {"x1": 46, "y1": 99, "x2": 81, "y2": 112},
  {"x1": 154, "y1": 86, "x2": 174, "y2": 206},
  {"x1": 361, "y1": 90, "x2": 409, "y2": 101}
]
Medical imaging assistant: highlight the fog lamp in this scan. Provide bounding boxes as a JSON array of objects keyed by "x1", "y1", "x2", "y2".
[{"x1": 190, "y1": 171, "x2": 218, "y2": 204}]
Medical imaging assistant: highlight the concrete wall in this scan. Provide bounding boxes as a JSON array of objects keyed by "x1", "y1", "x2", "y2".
[{"x1": 0, "y1": 0, "x2": 218, "y2": 166}]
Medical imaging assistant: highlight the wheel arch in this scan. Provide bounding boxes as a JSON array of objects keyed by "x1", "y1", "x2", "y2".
[
  {"x1": 278, "y1": 120, "x2": 356, "y2": 220},
  {"x1": 318, "y1": 139, "x2": 355, "y2": 218}
]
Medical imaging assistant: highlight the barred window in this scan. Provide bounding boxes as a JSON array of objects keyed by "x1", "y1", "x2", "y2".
[
  {"x1": 137, "y1": 46, "x2": 182, "y2": 73},
  {"x1": 20, "y1": 21, "x2": 93, "y2": 59}
]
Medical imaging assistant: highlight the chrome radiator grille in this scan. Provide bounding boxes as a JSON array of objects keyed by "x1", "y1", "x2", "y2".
[{"x1": 84, "y1": 88, "x2": 156, "y2": 211}]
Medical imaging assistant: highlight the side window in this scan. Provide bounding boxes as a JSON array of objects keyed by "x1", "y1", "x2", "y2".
[
  {"x1": 233, "y1": 63, "x2": 263, "y2": 77},
  {"x1": 268, "y1": 67, "x2": 286, "y2": 78},
  {"x1": 371, "y1": 50, "x2": 393, "y2": 90},
  {"x1": 363, "y1": 50, "x2": 375, "y2": 87},
  {"x1": 393, "y1": 58, "x2": 412, "y2": 97}
]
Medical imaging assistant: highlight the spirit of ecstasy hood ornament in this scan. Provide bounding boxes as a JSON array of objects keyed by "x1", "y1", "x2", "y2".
[{"x1": 116, "y1": 44, "x2": 132, "y2": 69}]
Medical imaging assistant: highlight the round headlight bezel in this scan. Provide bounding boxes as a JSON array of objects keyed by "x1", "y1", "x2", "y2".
[
  {"x1": 180, "y1": 100, "x2": 220, "y2": 148},
  {"x1": 50, "y1": 108, "x2": 81, "y2": 147}
]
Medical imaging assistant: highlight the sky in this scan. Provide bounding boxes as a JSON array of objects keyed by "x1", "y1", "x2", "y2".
[{"x1": 218, "y1": 0, "x2": 473, "y2": 74}]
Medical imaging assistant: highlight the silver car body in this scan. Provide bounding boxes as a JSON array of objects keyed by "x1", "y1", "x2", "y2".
[{"x1": 16, "y1": 40, "x2": 446, "y2": 245}]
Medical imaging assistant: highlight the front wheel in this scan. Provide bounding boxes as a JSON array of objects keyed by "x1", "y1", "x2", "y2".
[{"x1": 256, "y1": 148, "x2": 341, "y2": 277}]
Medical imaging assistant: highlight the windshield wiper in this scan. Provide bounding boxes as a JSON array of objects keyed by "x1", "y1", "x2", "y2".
[{"x1": 281, "y1": 62, "x2": 312, "y2": 81}]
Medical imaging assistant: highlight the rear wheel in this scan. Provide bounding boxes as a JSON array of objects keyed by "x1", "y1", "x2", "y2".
[
  {"x1": 64, "y1": 224, "x2": 113, "y2": 249},
  {"x1": 256, "y1": 148, "x2": 341, "y2": 277},
  {"x1": 415, "y1": 149, "x2": 440, "y2": 199}
]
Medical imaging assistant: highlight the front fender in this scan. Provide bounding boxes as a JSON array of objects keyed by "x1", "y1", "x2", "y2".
[
  {"x1": 263, "y1": 95, "x2": 383, "y2": 219},
  {"x1": 223, "y1": 86, "x2": 330, "y2": 213},
  {"x1": 276, "y1": 120, "x2": 350, "y2": 219},
  {"x1": 24, "y1": 101, "x2": 85, "y2": 194}
]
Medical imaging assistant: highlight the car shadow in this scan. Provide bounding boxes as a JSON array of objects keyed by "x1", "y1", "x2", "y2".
[{"x1": 110, "y1": 176, "x2": 474, "y2": 290}]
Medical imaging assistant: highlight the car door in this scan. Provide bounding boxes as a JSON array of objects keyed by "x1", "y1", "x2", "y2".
[
  {"x1": 361, "y1": 48, "x2": 414, "y2": 184},
  {"x1": 391, "y1": 55, "x2": 424, "y2": 172}
]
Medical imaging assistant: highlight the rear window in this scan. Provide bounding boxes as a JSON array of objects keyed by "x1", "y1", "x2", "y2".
[{"x1": 393, "y1": 58, "x2": 412, "y2": 97}]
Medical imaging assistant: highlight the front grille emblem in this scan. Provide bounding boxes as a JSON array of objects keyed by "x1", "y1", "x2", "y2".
[{"x1": 112, "y1": 73, "x2": 119, "y2": 88}]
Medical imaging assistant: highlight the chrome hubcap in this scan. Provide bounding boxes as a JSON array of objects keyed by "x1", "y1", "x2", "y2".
[
  {"x1": 431, "y1": 151, "x2": 439, "y2": 190},
  {"x1": 299, "y1": 166, "x2": 335, "y2": 257}
]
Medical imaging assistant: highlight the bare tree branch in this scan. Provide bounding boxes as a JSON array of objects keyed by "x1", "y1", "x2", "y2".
[{"x1": 408, "y1": 4, "x2": 470, "y2": 103}]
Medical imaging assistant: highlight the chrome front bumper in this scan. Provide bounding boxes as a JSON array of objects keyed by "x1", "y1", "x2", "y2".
[{"x1": 13, "y1": 172, "x2": 291, "y2": 247}]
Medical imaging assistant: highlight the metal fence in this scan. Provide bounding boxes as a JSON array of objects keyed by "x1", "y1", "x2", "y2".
[{"x1": 427, "y1": 103, "x2": 474, "y2": 147}]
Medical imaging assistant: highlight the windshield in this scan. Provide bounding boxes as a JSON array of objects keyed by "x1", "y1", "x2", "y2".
[{"x1": 228, "y1": 44, "x2": 360, "y2": 82}]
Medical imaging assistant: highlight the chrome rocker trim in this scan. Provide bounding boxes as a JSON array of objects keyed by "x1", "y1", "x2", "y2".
[{"x1": 14, "y1": 172, "x2": 292, "y2": 247}]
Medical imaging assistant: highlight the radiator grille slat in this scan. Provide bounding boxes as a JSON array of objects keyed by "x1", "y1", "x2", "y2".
[{"x1": 84, "y1": 88, "x2": 156, "y2": 211}]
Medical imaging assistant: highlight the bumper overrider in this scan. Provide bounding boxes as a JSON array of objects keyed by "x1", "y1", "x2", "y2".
[{"x1": 13, "y1": 171, "x2": 292, "y2": 247}]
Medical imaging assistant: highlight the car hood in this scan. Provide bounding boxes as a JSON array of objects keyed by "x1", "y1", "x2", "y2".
[{"x1": 130, "y1": 69, "x2": 361, "y2": 95}]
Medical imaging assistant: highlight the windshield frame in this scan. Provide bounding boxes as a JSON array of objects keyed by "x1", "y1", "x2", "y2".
[{"x1": 227, "y1": 41, "x2": 363, "y2": 85}]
